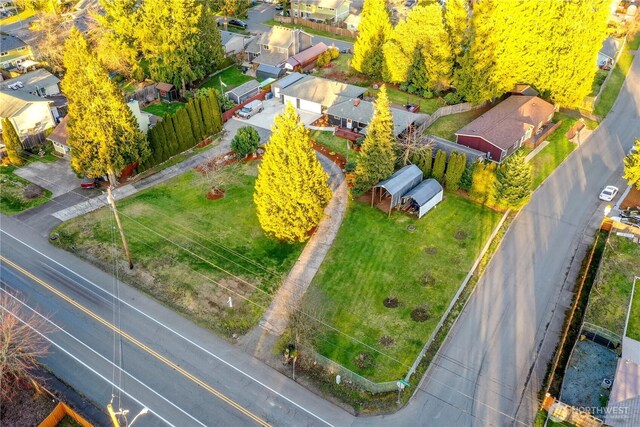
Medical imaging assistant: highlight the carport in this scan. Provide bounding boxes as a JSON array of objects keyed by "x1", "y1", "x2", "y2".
[
  {"x1": 400, "y1": 178, "x2": 443, "y2": 218},
  {"x1": 372, "y1": 164, "x2": 423, "y2": 216}
]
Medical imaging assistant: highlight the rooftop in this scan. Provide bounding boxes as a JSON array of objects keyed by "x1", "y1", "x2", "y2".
[
  {"x1": 253, "y1": 51, "x2": 288, "y2": 66},
  {"x1": 0, "y1": 32, "x2": 28, "y2": 53},
  {"x1": 287, "y1": 43, "x2": 328, "y2": 67},
  {"x1": 280, "y1": 75, "x2": 366, "y2": 107},
  {"x1": 0, "y1": 68, "x2": 60, "y2": 94},
  {"x1": 47, "y1": 115, "x2": 69, "y2": 147},
  {"x1": 258, "y1": 27, "x2": 310, "y2": 50},
  {"x1": 327, "y1": 99, "x2": 420, "y2": 136},
  {"x1": 226, "y1": 79, "x2": 260, "y2": 96},
  {"x1": 424, "y1": 135, "x2": 488, "y2": 164},
  {"x1": 0, "y1": 91, "x2": 51, "y2": 118},
  {"x1": 606, "y1": 359, "x2": 640, "y2": 427}
]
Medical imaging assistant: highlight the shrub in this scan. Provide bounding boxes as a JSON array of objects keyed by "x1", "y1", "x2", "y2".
[
  {"x1": 444, "y1": 92, "x2": 462, "y2": 105},
  {"x1": 344, "y1": 161, "x2": 357, "y2": 173},
  {"x1": 459, "y1": 162, "x2": 475, "y2": 192},
  {"x1": 422, "y1": 89, "x2": 434, "y2": 99},
  {"x1": 432, "y1": 149, "x2": 447, "y2": 182},
  {"x1": 316, "y1": 55, "x2": 327, "y2": 68},
  {"x1": 221, "y1": 96, "x2": 236, "y2": 112},
  {"x1": 329, "y1": 47, "x2": 340, "y2": 60},
  {"x1": 231, "y1": 126, "x2": 261, "y2": 158}
]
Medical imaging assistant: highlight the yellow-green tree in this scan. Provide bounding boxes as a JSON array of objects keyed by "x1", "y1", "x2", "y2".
[
  {"x1": 470, "y1": 161, "x2": 498, "y2": 206},
  {"x1": 254, "y1": 103, "x2": 332, "y2": 242},
  {"x1": 1, "y1": 119, "x2": 23, "y2": 166},
  {"x1": 352, "y1": 0, "x2": 391, "y2": 79},
  {"x1": 62, "y1": 28, "x2": 148, "y2": 183},
  {"x1": 494, "y1": 151, "x2": 532, "y2": 210},
  {"x1": 624, "y1": 139, "x2": 640, "y2": 190},
  {"x1": 444, "y1": 0, "x2": 469, "y2": 61},
  {"x1": 354, "y1": 85, "x2": 396, "y2": 192}
]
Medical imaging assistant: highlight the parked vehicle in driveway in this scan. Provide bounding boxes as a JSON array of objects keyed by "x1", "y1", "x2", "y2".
[
  {"x1": 599, "y1": 185, "x2": 619, "y2": 201},
  {"x1": 228, "y1": 18, "x2": 248, "y2": 29},
  {"x1": 80, "y1": 177, "x2": 98, "y2": 189},
  {"x1": 235, "y1": 100, "x2": 264, "y2": 119}
]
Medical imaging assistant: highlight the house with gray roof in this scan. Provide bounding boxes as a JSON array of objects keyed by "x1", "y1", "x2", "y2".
[
  {"x1": 598, "y1": 36, "x2": 621, "y2": 68},
  {"x1": 245, "y1": 27, "x2": 313, "y2": 67},
  {"x1": 225, "y1": 80, "x2": 261, "y2": 104},
  {"x1": 0, "y1": 91, "x2": 56, "y2": 136},
  {"x1": 220, "y1": 30, "x2": 249, "y2": 56},
  {"x1": 327, "y1": 98, "x2": 421, "y2": 137},
  {"x1": 0, "y1": 32, "x2": 34, "y2": 70},
  {"x1": 0, "y1": 68, "x2": 61, "y2": 97},
  {"x1": 280, "y1": 75, "x2": 366, "y2": 114}
]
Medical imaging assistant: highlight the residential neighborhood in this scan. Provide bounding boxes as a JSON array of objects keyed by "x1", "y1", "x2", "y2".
[{"x1": 1, "y1": 0, "x2": 639, "y2": 427}]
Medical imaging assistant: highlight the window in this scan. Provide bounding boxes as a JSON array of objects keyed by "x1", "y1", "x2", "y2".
[{"x1": 0, "y1": 52, "x2": 7, "y2": 57}]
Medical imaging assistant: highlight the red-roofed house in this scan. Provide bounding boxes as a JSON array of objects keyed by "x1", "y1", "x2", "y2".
[{"x1": 455, "y1": 96, "x2": 556, "y2": 163}]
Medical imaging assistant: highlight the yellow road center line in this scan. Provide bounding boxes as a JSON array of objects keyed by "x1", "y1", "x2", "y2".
[{"x1": 1, "y1": 256, "x2": 270, "y2": 427}]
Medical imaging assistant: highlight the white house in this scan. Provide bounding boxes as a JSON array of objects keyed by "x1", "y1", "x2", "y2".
[
  {"x1": 279, "y1": 75, "x2": 366, "y2": 114},
  {"x1": 291, "y1": 0, "x2": 350, "y2": 23},
  {"x1": 0, "y1": 91, "x2": 56, "y2": 136}
]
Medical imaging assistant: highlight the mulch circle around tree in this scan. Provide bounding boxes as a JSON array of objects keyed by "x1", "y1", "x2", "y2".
[
  {"x1": 206, "y1": 189, "x2": 225, "y2": 200},
  {"x1": 421, "y1": 273, "x2": 436, "y2": 288},
  {"x1": 379, "y1": 335, "x2": 395, "y2": 347},
  {"x1": 454, "y1": 229, "x2": 469, "y2": 240},
  {"x1": 383, "y1": 296, "x2": 399, "y2": 308},
  {"x1": 425, "y1": 246, "x2": 438, "y2": 256},
  {"x1": 354, "y1": 352, "x2": 374, "y2": 369},
  {"x1": 410, "y1": 307, "x2": 430, "y2": 322}
]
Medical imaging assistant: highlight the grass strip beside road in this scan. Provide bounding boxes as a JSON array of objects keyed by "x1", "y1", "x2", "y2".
[
  {"x1": 594, "y1": 50, "x2": 634, "y2": 117},
  {"x1": 263, "y1": 19, "x2": 355, "y2": 43},
  {"x1": 0, "y1": 165, "x2": 51, "y2": 215}
]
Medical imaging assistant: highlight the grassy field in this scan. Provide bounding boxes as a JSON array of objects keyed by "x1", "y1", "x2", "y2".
[
  {"x1": 201, "y1": 67, "x2": 254, "y2": 91},
  {"x1": 594, "y1": 50, "x2": 634, "y2": 117},
  {"x1": 424, "y1": 107, "x2": 490, "y2": 141},
  {"x1": 52, "y1": 164, "x2": 304, "y2": 337},
  {"x1": 0, "y1": 165, "x2": 51, "y2": 215},
  {"x1": 143, "y1": 102, "x2": 185, "y2": 116},
  {"x1": 584, "y1": 234, "x2": 640, "y2": 339},
  {"x1": 263, "y1": 19, "x2": 354, "y2": 42},
  {"x1": 310, "y1": 130, "x2": 359, "y2": 160},
  {"x1": 305, "y1": 195, "x2": 501, "y2": 381}
]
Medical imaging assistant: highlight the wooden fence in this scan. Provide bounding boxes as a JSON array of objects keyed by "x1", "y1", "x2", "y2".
[
  {"x1": 38, "y1": 402, "x2": 93, "y2": 427},
  {"x1": 273, "y1": 16, "x2": 357, "y2": 39},
  {"x1": 222, "y1": 90, "x2": 269, "y2": 122},
  {"x1": 422, "y1": 102, "x2": 488, "y2": 129}
]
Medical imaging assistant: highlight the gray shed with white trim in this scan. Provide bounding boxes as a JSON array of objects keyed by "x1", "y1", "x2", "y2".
[
  {"x1": 372, "y1": 165, "x2": 423, "y2": 215},
  {"x1": 401, "y1": 179, "x2": 443, "y2": 218}
]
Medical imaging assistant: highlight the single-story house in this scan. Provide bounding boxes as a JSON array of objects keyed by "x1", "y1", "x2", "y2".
[
  {"x1": 0, "y1": 33, "x2": 34, "y2": 70},
  {"x1": 48, "y1": 115, "x2": 70, "y2": 156},
  {"x1": 256, "y1": 63, "x2": 286, "y2": 80},
  {"x1": 598, "y1": 36, "x2": 620, "y2": 68},
  {"x1": 327, "y1": 98, "x2": 421, "y2": 137},
  {"x1": 423, "y1": 135, "x2": 487, "y2": 165},
  {"x1": 455, "y1": 95, "x2": 556, "y2": 163},
  {"x1": 285, "y1": 42, "x2": 328, "y2": 72},
  {"x1": 220, "y1": 30, "x2": 248, "y2": 56},
  {"x1": 292, "y1": 0, "x2": 350, "y2": 23},
  {"x1": 372, "y1": 164, "x2": 423, "y2": 215},
  {"x1": 279, "y1": 75, "x2": 366, "y2": 114},
  {"x1": 0, "y1": 91, "x2": 56, "y2": 136},
  {"x1": 271, "y1": 72, "x2": 306, "y2": 99},
  {"x1": 400, "y1": 178, "x2": 443, "y2": 218},
  {"x1": 155, "y1": 82, "x2": 179, "y2": 102},
  {"x1": 0, "y1": 68, "x2": 61, "y2": 97},
  {"x1": 225, "y1": 79, "x2": 260, "y2": 104},
  {"x1": 344, "y1": 13, "x2": 360, "y2": 32}
]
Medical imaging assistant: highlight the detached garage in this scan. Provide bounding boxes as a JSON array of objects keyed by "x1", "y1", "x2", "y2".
[
  {"x1": 401, "y1": 179, "x2": 443, "y2": 218},
  {"x1": 271, "y1": 72, "x2": 305, "y2": 100}
]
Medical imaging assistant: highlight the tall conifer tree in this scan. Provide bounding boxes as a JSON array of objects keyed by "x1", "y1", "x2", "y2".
[
  {"x1": 352, "y1": 0, "x2": 391, "y2": 79},
  {"x1": 494, "y1": 152, "x2": 532, "y2": 210},
  {"x1": 432, "y1": 149, "x2": 447, "y2": 182},
  {"x1": 1, "y1": 119, "x2": 24, "y2": 166}
]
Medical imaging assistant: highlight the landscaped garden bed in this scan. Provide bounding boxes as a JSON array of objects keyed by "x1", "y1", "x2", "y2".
[
  {"x1": 51, "y1": 164, "x2": 304, "y2": 337},
  {"x1": 0, "y1": 164, "x2": 52, "y2": 215},
  {"x1": 302, "y1": 194, "x2": 502, "y2": 382}
]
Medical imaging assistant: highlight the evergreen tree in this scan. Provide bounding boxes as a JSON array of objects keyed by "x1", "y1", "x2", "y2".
[
  {"x1": 208, "y1": 90, "x2": 223, "y2": 133},
  {"x1": 193, "y1": 4, "x2": 226, "y2": 77},
  {"x1": 62, "y1": 28, "x2": 148, "y2": 182},
  {"x1": 163, "y1": 114, "x2": 179, "y2": 159},
  {"x1": 494, "y1": 152, "x2": 532, "y2": 210},
  {"x1": 352, "y1": 0, "x2": 391, "y2": 79},
  {"x1": 231, "y1": 126, "x2": 261, "y2": 158},
  {"x1": 175, "y1": 108, "x2": 196, "y2": 150},
  {"x1": 470, "y1": 161, "x2": 497, "y2": 205},
  {"x1": 459, "y1": 162, "x2": 474, "y2": 192},
  {"x1": 186, "y1": 99, "x2": 203, "y2": 142},
  {"x1": 1, "y1": 119, "x2": 24, "y2": 166},
  {"x1": 152, "y1": 120, "x2": 168, "y2": 165},
  {"x1": 199, "y1": 95, "x2": 214, "y2": 136},
  {"x1": 624, "y1": 139, "x2": 640, "y2": 190},
  {"x1": 354, "y1": 85, "x2": 396, "y2": 193},
  {"x1": 254, "y1": 103, "x2": 332, "y2": 242},
  {"x1": 410, "y1": 146, "x2": 432, "y2": 178},
  {"x1": 96, "y1": 0, "x2": 140, "y2": 78},
  {"x1": 444, "y1": 0, "x2": 469, "y2": 61},
  {"x1": 432, "y1": 149, "x2": 447, "y2": 182},
  {"x1": 445, "y1": 151, "x2": 466, "y2": 191}
]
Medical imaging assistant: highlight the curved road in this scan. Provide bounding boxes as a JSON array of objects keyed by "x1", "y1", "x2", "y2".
[{"x1": 1, "y1": 54, "x2": 638, "y2": 427}]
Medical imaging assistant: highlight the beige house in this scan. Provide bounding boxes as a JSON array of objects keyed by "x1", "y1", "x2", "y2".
[
  {"x1": 344, "y1": 13, "x2": 360, "y2": 31},
  {"x1": 0, "y1": 91, "x2": 56, "y2": 137},
  {"x1": 291, "y1": 0, "x2": 350, "y2": 23},
  {"x1": 245, "y1": 27, "x2": 313, "y2": 67}
]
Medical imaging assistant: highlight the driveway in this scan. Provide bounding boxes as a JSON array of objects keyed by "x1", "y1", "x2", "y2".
[
  {"x1": 233, "y1": 98, "x2": 321, "y2": 130},
  {"x1": 14, "y1": 158, "x2": 81, "y2": 197}
]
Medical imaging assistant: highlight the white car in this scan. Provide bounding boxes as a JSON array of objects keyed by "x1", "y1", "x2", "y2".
[{"x1": 599, "y1": 185, "x2": 619, "y2": 202}]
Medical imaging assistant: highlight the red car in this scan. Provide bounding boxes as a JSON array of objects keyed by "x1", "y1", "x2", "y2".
[{"x1": 80, "y1": 177, "x2": 99, "y2": 189}]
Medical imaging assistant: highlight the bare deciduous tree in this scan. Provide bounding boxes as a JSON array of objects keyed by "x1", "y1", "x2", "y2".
[
  {"x1": 395, "y1": 122, "x2": 433, "y2": 166},
  {"x1": 0, "y1": 290, "x2": 50, "y2": 402}
]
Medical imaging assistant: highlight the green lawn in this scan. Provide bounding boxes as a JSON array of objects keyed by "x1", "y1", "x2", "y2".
[
  {"x1": 263, "y1": 19, "x2": 354, "y2": 43},
  {"x1": 305, "y1": 195, "x2": 501, "y2": 381},
  {"x1": 584, "y1": 234, "x2": 640, "y2": 339},
  {"x1": 142, "y1": 102, "x2": 185, "y2": 116},
  {"x1": 310, "y1": 130, "x2": 359, "y2": 161},
  {"x1": 0, "y1": 165, "x2": 52, "y2": 215},
  {"x1": 628, "y1": 31, "x2": 640, "y2": 51},
  {"x1": 629, "y1": 274, "x2": 640, "y2": 341},
  {"x1": 201, "y1": 67, "x2": 254, "y2": 91},
  {"x1": 368, "y1": 87, "x2": 443, "y2": 115},
  {"x1": 424, "y1": 107, "x2": 490, "y2": 141},
  {"x1": 594, "y1": 50, "x2": 634, "y2": 117},
  {"x1": 52, "y1": 165, "x2": 304, "y2": 337}
]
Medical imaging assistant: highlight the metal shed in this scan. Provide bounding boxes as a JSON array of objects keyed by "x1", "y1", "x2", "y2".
[
  {"x1": 256, "y1": 63, "x2": 285, "y2": 81},
  {"x1": 372, "y1": 165, "x2": 423, "y2": 215},
  {"x1": 400, "y1": 179, "x2": 443, "y2": 218},
  {"x1": 225, "y1": 80, "x2": 260, "y2": 104}
]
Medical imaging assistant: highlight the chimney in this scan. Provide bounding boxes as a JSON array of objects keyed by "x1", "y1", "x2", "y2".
[{"x1": 353, "y1": 98, "x2": 360, "y2": 107}]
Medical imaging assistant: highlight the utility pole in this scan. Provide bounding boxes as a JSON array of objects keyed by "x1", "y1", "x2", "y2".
[
  {"x1": 107, "y1": 173, "x2": 134, "y2": 270},
  {"x1": 107, "y1": 403, "x2": 121, "y2": 427}
]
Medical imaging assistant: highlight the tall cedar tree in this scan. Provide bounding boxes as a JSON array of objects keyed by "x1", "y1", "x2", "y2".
[
  {"x1": 62, "y1": 28, "x2": 148, "y2": 182},
  {"x1": 199, "y1": 95, "x2": 214, "y2": 136},
  {"x1": 254, "y1": 103, "x2": 332, "y2": 242},
  {"x1": 176, "y1": 108, "x2": 196, "y2": 150},
  {"x1": 354, "y1": 85, "x2": 396, "y2": 192},
  {"x1": 624, "y1": 139, "x2": 640, "y2": 190},
  {"x1": 163, "y1": 113, "x2": 179, "y2": 159},
  {"x1": 470, "y1": 161, "x2": 497, "y2": 206},
  {"x1": 432, "y1": 149, "x2": 447, "y2": 182},
  {"x1": 186, "y1": 99, "x2": 204, "y2": 142},
  {"x1": 494, "y1": 151, "x2": 532, "y2": 210},
  {"x1": 352, "y1": 0, "x2": 391, "y2": 79},
  {"x1": 384, "y1": 4, "x2": 453, "y2": 91},
  {"x1": 1, "y1": 119, "x2": 24, "y2": 165},
  {"x1": 444, "y1": 0, "x2": 469, "y2": 61},
  {"x1": 208, "y1": 90, "x2": 223, "y2": 133},
  {"x1": 96, "y1": 0, "x2": 140, "y2": 78},
  {"x1": 445, "y1": 151, "x2": 466, "y2": 191},
  {"x1": 459, "y1": 162, "x2": 474, "y2": 192},
  {"x1": 410, "y1": 147, "x2": 432, "y2": 178}
]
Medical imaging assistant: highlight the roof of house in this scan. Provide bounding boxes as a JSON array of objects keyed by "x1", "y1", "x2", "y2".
[
  {"x1": 0, "y1": 91, "x2": 51, "y2": 118},
  {"x1": 220, "y1": 30, "x2": 239, "y2": 45},
  {"x1": 605, "y1": 359, "x2": 640, "y2": 427},
  {"x1": 273, "y1": 72, "x2": 306, "y2": 90},
  {"x1": 424, "y1": 135, "x2": 487, "y2": 164},
  {"x1": 47, "y1": 115, "x2": 69, "y2": 147},
  {"x1": 226, "y1": 79, "x2": 260, "y2": 97},
  {"x1": 0, "y1": 68, "x2": 60, "y2": 94},
  {"x1": 511, "y1": 84, "x2": 539, "y2": 97},
  {"x1": 155, "y1": 82, "x2": 175, "y2": 92},
  {"x1": 302, "y1": 0, "x2": 346, "y2": 8},
  {"x1": 245, "y1": 37, "x2": 261, "y2": 54},
  {"x1": 455, "y1": 95, "x2": 555, "y2": 150},
  {"x1": 327, "y1": 99, "x2": 420, "y2": 136},
  {"x1": 401, "y1": 178, "x2": 442, "y2": 206},
  {"x1": 287, "y1": 43, "x2": 328, "y2": 67},
  {"x1": 600, "y1": 36, "x2": 620, "y2": 60},
  {"x1": 280, "y1": 75, "x2": 366, "y2": 107},
  {"x1": 258, "y1": 27, "x2": 309, "y2": 50},
  {"x1": 253, "y1": 51, "x2": 288, "y2": 66},
  {"x1": 374, "y1": 164, "x2": 423, "y2": 207},
  {"x1": 0, "y1": 32, "x2": 27, "y2": 52}
]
